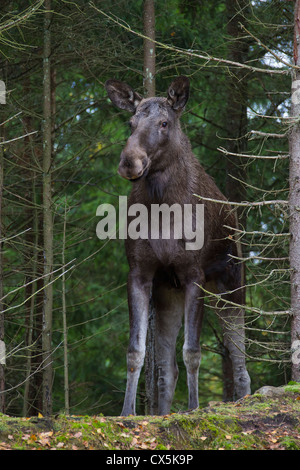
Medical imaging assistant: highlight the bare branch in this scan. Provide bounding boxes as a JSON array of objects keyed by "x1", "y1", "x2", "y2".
[
  {"x1": 249, "y1": 130, "x2": 287, "y2": 139},
  {"x1": 218, "y1": 146, "x2": 289, "y2": 159},
  {"x1": 194, "y1": 194, "x2": 288, "y2": 207}
]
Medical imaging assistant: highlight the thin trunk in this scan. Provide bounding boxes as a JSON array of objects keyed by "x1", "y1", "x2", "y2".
[
  {"x1": 145, "y1": 297, "x2": 158, "y2": 414},
  {"x1": 42, "y1": 0, "x2": 53, "y2": 416},
  {"x1": 62, "y1": 203, "x2": 69, "y2": 415},
  {"x1": 225, "y1": 0, "x2": 248, "y2": 235},
  {"x1": 143, "y1": 0, "x2": 155, "y2": 97},
  {"x1": 27, "y1": 217, "x2": 44, "y2": 416},
  {"x1": 224, "y1": 0, "x2": 248, "y2": 400},
  {"x1": 143, "y1": 0, "x2": 158, "y2": 415},
  {"x1": 23, "y1": 172, "x2": 39, "y2": 416},
  {"x1": 0, "y1": 125, "x2": 5, "y2": 413},
  {"x1": 290, "y1": 0, "x2": 300, "y2": 382}
]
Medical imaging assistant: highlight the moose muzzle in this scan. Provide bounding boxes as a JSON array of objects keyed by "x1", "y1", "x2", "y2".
[{"x1": 118, "y1": 137, "x2": 149, "y2": 181}]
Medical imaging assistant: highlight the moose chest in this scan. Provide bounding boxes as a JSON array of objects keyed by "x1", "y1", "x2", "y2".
[{"x1": 148, "y1": 237, "x2": 186, "y2": 266}]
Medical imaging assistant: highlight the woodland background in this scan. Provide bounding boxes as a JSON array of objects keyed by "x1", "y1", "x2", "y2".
[{"x1": 0, "y1": 0, "x2": 297, "y2": 417}]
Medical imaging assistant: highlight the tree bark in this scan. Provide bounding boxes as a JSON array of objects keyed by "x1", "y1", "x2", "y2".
[
  {"x1": 42, "y1": 0, "x2": 54, "y2": 416},
  {"x1": 143, "y1": 0, "x2": 158, "y2": 414},
  {"x1": 145, "y1": 296, "x2": 158, "y2": 414},
  {"x1": 224, "y1": 0, "x2": 248, "y2": 400},
  {"x1": 22, "y1": 88, "x2": 35, "y2": 417},
  {"x1": 62, "y1": 203, "x2": 70, "y2": 415},
  {"x1": 143, "y1": 0, "x2": 155, "y2": 97},
  {"x1": 0, "y1": 125, "x2": 5, "y2": 413},
  {"x1": 289, "y1": 0, "x2": 300, "y2": 382},
  {"x1": 225, "y1": 0, "x2": 248, "y2": 212}
]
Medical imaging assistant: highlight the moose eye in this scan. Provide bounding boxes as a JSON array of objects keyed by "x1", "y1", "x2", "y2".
[{"x1": 161, "y1": 121, "x2": 168, "y2": 128}]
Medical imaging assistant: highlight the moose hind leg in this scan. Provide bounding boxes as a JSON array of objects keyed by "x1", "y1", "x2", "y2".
[
  {"x1": 153, "y1": 285, "x2": 184, "y2": 415},
  {"x1": 183, "y1": 279, "x2": 205, "y2": 410},
  {"x1": 218, "y1": 296, "x2": 251, "y2": 400}
]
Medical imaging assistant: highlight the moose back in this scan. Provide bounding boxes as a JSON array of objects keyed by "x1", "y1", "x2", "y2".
[{"x1": 105, "y1": 76, "x2": 251, "y2": 416}]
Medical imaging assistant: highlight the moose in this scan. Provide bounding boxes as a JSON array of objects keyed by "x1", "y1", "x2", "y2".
[{"x1": 105, "y1": 76, "x2": 251, "y2": 416}]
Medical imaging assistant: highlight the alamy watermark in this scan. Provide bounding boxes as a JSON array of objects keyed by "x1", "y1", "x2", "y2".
[
  {"x1": 96, "y1": 196, "x2": 204, "y2": 250},
  {"x1": 292, "y1": 79, "x2": 300, "y2": 106},
  {"x1": 0, "y1": 81, "x2": 6, "y2": 104},
  {"x1": 291, "y1": 340, "x2": 300, "y2": 366}
]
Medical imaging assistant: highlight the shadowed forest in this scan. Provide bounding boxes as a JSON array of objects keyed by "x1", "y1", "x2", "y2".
[{"x1": 0, "y1": 0, "x2": 299, "y2": 418}]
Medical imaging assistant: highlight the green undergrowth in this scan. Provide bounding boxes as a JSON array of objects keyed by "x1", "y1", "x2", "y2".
[{"x1": 0, "y1": 385, "x2": 300, "y2": 450}]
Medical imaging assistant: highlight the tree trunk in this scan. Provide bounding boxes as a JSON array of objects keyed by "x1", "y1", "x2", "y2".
[
  {"x1": 62, "y1": 203, "x2": 70, "y2": 415},
  {"x1": 42, "y1": 0, "x2": 54, "y2": 416},
  {"x1": 290, "y1": 0, "x2": 300, "y2": 382},
  {"x1": 143, "y1": 0, "x2": 155, "y2": 97},
  {"x1": 223, "y1": 0, "x2": 248, "y2": 400},
  {"x1": 0, "y1": 125, "x2": 5, "y2": 413},
  {"x1": 143, "y1": 0, "x2": 158, "y2": 414},
  {"x1": 145, "y1": 296, "x2": 158, "y2": 414},
  {"x1": 225, "y1": 0, "x2": 248, "y2": 213},
  {"x1": 22, "y1": 94, "x2": 35, "y2": 417}
]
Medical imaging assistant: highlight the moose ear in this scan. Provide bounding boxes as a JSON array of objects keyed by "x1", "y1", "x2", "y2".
[
  {"x1": 105, "y1": 79, "x2": 142, "y2": 113},
  {"x1": 167, "y1": 76, "x2": 190, "y2": 112}
]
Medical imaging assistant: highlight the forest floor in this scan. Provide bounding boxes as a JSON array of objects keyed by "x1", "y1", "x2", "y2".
[{"x1": 0, "y1": 384, "x2": 300, "y2": 451}]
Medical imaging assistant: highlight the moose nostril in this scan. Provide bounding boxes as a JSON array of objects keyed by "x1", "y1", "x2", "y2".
[{"x1": 123, "y1": 158, "x2": 132, "y2": 169}]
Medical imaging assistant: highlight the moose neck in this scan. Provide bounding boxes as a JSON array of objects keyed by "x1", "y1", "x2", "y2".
[{"x1": 142, "y1": 132, "x2": 196, "y2": 204}]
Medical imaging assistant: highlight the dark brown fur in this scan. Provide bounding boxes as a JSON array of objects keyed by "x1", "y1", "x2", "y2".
[{"x1": 105, "y1": 76, "x2": 250, "y2": 416}]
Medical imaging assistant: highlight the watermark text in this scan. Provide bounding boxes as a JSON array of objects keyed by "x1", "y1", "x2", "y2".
[{"x1": 96, "y1": 196, "x2": 204, "y2": 250}]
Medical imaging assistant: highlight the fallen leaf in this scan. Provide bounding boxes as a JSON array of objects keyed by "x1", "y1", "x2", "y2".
[
  {"x1": 269, "y1": 443, "x2": 282, "y2": 450},
  {"x1": 37, "y1": 437, "x2": 50, "y2": 446},
  {"x1": 0, "y1": 444, "x2": 11, "y2": 450},
  {"x1": 39, "y1": 431, "x2": 53, "y2": 438},
  {"x1": 270, "y1": 438, "x2": 277, "y2": 443},
  {"x1": 139, "y1": 443, "x2": 149, "y2": 449}
]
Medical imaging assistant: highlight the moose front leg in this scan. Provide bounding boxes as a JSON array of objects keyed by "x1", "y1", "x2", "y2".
[
  {"x1": 183, "y1": 277, "x2": 205, "y2": 410},
  {"x1": 121, "y1": 270, "x2": 152, "y2": 416}
]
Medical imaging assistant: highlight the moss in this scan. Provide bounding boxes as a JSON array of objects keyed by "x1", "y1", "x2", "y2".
[
  {"x1": 284, "y1": 383, "x2": 300, "y2": 394},
  {"x1": 279, "y1": 437, "x2": 300, "y2": 450},
  {"x1": 155, "y1": 444, "x2": 169, "y2": 450},
  {"x1": 1, "y1": 393, "x2": 300, "y2": 450}
]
